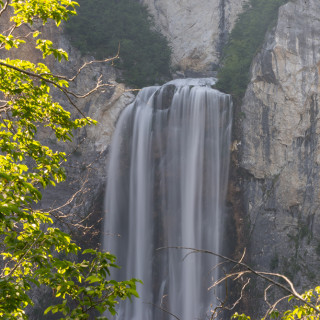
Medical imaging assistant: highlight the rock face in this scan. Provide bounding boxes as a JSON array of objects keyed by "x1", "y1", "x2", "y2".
[
  {"x1": 38, "y1": 34, "x2": 135, "y2": 248},
  {"x1": 140, "y1": 0, "x2": 245, "y2": 73},
  {"x1": 239, "y1": 0, "x2": 320, "y2": 312}
]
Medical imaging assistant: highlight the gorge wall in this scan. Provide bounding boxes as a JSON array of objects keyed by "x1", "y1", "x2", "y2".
[
  {"x1": 239, "y1": 0, "x2": 320, "y2": 304},
  {"x1": 9, "y1": 0, "x2": 320, "y2": 317}
]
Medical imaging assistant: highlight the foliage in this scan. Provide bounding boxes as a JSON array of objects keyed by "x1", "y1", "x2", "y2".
[
  {"x1": 65, "y1": 0, "x2": 172, "y2": 88},
  {"x1": 215, "y1": 0, "x2": 289, "y2": 102},
  {"x1": 0, "y1": 0, "x2": 139, "y2": 319},
  {"x1": 232, "y1": 286, "x2": 320, "y2": 320}
]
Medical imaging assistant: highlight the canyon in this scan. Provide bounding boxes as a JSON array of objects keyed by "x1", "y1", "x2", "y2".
[{"x1": 9, "y1": 0, "x2": 320, "y2": 317}]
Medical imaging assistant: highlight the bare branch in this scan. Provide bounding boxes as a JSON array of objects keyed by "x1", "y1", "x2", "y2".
[
  {"x1": 0, "y1": 102, "x2": 11, "y2": 112},
  {"x1": 69, "y1": 74, "x2": 115, "y2": 99},
  {"x1": 264, "y1": 284, "x2": 274, "y2": 309},
  {"x1": 210, "y1": 269, "x2": 229, "y2": 319},
  {"x1": 49, "y1": 183, "x2": 86, "y2": 214},
  {"x1": 209, "y1": 260, "x2": 229, "y2": 276},
  {"x1": 70, "y1": 43, "x2": 120, "y2": 82},
  {"x1": 211, "y1": 278, "x2": 251, "y2": 320},
  {"x1": 209, "y1": 270, "x2": 251, "y2": 289},
  {"x1": 227, "y1": 278, "x2": 251, "y2": 311},
  {"x1": 258, "y1": 271, "x2": 301, "y2": 298},
  {"x1": 157, "y1": 246, "x2": 320, "y2": 314},
  {"x1": 38, "y1": 44, "x2": 121, "y2": 82}
]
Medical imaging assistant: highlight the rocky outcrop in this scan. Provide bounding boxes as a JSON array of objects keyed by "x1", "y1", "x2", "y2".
[
  {"x1": 140, "y1": 0, "x2": 245, "y2": 73},
  {"x1": 239, "y1": 0, "x2": 320, "y2": 312}
]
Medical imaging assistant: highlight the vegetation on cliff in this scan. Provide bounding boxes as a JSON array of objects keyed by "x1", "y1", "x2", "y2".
[
  {"x1": 0, "y1": 0, "x2": 139, "y2": 319},
  {"x1": 65, "y1": 0, "x2": 172, "y2": 88},
  {"x1": 216, "y1": 0, "x2": 289, "y2": 102}
]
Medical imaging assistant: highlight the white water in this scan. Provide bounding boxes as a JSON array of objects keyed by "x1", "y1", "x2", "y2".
[{"x1": 103, "y1": 79, "x2": 232, "y2": 320}]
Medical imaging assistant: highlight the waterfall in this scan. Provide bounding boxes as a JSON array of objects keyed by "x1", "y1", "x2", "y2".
[{"x1": 103, "y1": 78, "x2": 232, "y2": 320}]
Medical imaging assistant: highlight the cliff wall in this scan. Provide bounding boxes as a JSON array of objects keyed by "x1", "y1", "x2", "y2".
[
  {"x1": 140, "y1": 0, "x2": 245, "y2": 73},
  {"x1": 238, "y1": 0, "x2": 320, "y2": 311}
]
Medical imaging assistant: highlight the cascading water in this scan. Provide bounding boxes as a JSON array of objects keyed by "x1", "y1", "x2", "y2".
[{"x1": 103, "y1": 78, "x2": 232, "y2": 320}]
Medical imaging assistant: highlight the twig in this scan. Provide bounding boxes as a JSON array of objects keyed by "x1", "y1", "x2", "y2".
[{"x1": 0, "y1": 60, "x2": 112, "y2": 119}]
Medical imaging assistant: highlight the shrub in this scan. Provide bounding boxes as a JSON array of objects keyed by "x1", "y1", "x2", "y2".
[{"x1": 65, "y1": 0, "x2": 172, "y2": 88}]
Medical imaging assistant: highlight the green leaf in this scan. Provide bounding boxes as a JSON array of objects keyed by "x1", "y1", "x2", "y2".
[
  {"x1": 44, "y1": 305, "x2": 55, "y2": 315},
  {"x1": 85, "y1": 275, "x2": 101, "y2": 283}
]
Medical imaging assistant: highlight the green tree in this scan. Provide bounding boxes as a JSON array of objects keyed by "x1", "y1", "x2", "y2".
[
  {"x1": 64, "y1": 0, "x2": 172, "y2": 88},
  {"x1": 0, "y1": 0, "x2": 139, "y2": 319}
]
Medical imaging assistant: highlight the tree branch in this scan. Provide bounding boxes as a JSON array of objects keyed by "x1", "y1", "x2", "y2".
[
  {"x1": 0, "y1": 0, "x2": 10, "y2": 19},
  {"x1": 1, "y1": 233, "x2": 42, "y2": 279},
  {"x1": 157, "y1": 246, "x2": 320, "y2": 314}
]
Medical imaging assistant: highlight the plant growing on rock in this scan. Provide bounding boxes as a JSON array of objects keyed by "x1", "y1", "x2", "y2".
[
  {"x1": 0, "y1": 0, "x2": 139, "y2": 319},
  {"x1": 216, "y1": 0, "x2": 289, "y2": 102}
]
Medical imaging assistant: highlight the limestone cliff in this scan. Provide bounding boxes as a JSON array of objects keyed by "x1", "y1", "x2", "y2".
[
  {"x1": 140, "y1": 0, "x2": 245, "y2": 73},
  {"x1": 238, "y1": 0, "x2": 320, "y2": 311}
]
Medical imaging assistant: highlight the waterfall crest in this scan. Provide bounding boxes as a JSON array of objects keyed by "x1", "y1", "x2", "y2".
[{"x1": 103, "y1": 79, "x2": 232, "y2": 320}]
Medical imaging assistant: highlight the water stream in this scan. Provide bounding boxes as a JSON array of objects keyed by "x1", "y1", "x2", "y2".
[{"x1": 103, "y1": 78, "x2": 232, "y2": 320}]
